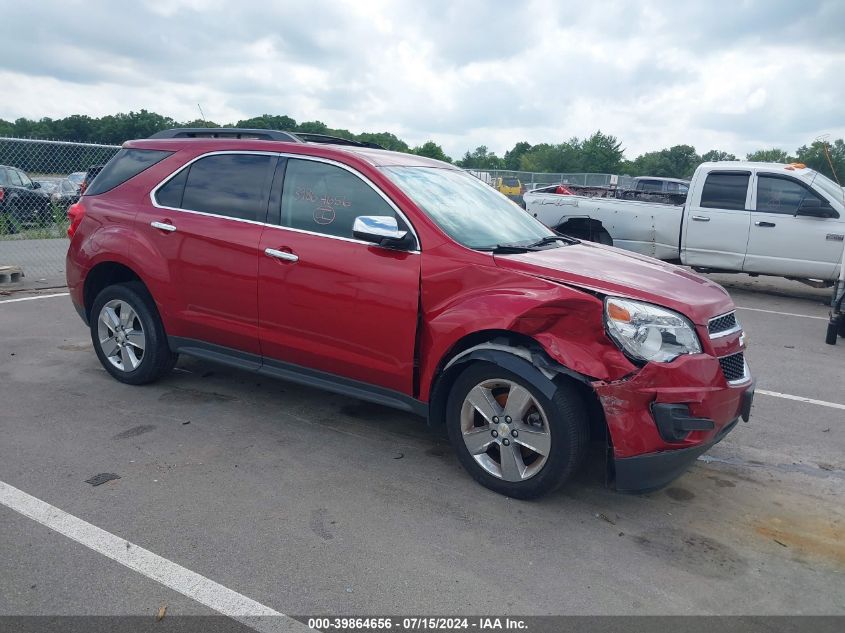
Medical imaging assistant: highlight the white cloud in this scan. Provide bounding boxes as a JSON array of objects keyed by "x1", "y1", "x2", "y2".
[{"x1": 0, "y1": 0, "x2": 843, "y2": 159}]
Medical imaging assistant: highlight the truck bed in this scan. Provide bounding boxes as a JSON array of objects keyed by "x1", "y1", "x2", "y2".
[{"x1": 524, "y1": 191, "x2": 684, "y2": 261}]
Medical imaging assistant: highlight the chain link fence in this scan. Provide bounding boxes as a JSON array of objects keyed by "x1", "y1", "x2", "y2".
[
  {"x1": 468, "y1": 169, "x2": 635, "y2": 191},
  {"x1": 0, "y1": 137, "x2": 120, "y2": 286}
]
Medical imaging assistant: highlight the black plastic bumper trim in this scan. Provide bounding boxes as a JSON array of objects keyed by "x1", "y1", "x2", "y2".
[
  {"x1": 614, "y1": 417, "x2": 740, "y2": 494},
  {"x1": 651, "y1": 402, "x2": 715, "y2": 442}
]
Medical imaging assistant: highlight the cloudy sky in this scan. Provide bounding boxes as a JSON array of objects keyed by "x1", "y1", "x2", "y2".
[{"x1": 1, "y1": 0, "x2": 843, "y2": 159}]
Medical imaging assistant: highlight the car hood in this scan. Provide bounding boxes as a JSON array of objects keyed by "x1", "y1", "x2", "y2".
[{"x1": 494, "y1": 241, "x2": 733, "y2": 325}]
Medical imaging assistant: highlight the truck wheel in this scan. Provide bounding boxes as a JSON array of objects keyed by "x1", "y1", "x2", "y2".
[
  {"x1": 446, "y1": 362, "x2": 588, "y2": 499},
  {"x1": 90, "y1": 282, "x2": 178, "y2": 385}
]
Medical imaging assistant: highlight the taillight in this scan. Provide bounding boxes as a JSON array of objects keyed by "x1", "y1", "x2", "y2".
[
  {"x1": 67, "y1": 202, "x2": 85, "y2": 238},
  {"x1": 0, "y1": 187, "x2": 5, "y2": 202}
]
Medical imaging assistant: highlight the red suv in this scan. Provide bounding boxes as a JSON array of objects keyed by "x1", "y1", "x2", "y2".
[{"x1": 66, "y1": 128, "x2": 754, "y2": 498}]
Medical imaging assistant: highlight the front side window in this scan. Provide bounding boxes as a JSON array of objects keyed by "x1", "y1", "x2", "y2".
[
  {"x1": 700, "y1": 172, "x2": 750, "y2": 210},
  {"x1": 383, "y1": 166, "x2": 552, "y2": 250},
  {"x1": 756, "y1": 176, "x2": 825, "y2": 215},
  {"x1": 279, "y1": 159, "x2": 400, "y2": 239},
  {"x1": 155, "y1": 153, "x2": 275, "y2": 221}
]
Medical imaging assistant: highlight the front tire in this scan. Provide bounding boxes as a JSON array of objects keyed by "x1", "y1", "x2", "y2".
[
  {"x1": 90, "y1": 282, "x2": 177, "y2": 385},
  {"x1": 446, "y1": 361, "x2": 588, "y2": 499}
]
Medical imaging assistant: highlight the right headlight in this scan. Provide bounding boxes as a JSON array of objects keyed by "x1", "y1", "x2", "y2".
[{"x1": 604, "y1": 297, "x2": 702, "y2": 363}]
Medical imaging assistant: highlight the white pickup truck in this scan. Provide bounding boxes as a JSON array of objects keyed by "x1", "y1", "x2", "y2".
[{"x1": 523, "y1": 161, "x2": 845, "y2": 284}]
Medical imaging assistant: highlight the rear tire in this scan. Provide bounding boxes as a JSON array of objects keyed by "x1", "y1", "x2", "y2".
[
  {"x1": 446, "y1": 361, "x2": 588, "y2": 499},
  {"x1": 90, "y1": 282, "x2": 177, "y2": 385}
]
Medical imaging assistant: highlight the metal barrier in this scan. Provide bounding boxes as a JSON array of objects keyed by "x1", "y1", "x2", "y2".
[
  {"x1": 0, "y1": 137, "x2": 121, "y2": 285},
  {"x1": 468, "y1": 169, "x2": 635, "y2": 190}
]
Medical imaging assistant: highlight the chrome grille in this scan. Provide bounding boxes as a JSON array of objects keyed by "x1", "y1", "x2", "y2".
[
  {"x1": 709, "y1": 312, "x2": 738, "y2": 337},
  {"x1": 719, "y1": 352, "x2": 746, "y2": 382}
]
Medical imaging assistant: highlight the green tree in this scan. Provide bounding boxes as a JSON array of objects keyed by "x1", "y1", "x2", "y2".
[
  {"x1": 701, "y1": 149, "x2": 737, "y2": 162},
  {"x1": 796, "y1": 139, "x2": 845, "y2": 184},
  {"x1": 503, "y1": 141, "x2": 532, "y2": 170},
  {"x1": 236, "y1": 114, "x2": 296, "y2": 130},
  {"x1": 455, "y1": 145, "x2": 504, "y2": 169},
  {"x1": 579, "y1": 131, "x2": 625, "y2": 173},
  {"x1": 745, "y1": 148, "x2": 794, "y2": 163},
  {"x1": 625, "y1": 144, "x2": 701, "y2": 178},
  {"x1": 519, "y1": 139, "x2": 582, "y2": 173},
  {"x1": 295, "y1": 120, "x2": 330, "y2": 134},
  {"x1": 95, "y1": 110, "x2": 176, "y2": 144},
  {"x1": 356, "y1": 132, "x2": 409, "y2": 152},
  {"x1": 411, "y1": 140, "x2": 451, "y2": 162},
  {"x1": 181, "y1": 119, "x2": 221, "y2": 128}
]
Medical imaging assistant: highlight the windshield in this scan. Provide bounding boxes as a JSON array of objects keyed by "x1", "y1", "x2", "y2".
[
  {"x1": 382, "y1": 166, "x2": 553, "y2": 249},
  {"x1": 810, "y1": 170, "x2": 845, "y2": 205}
]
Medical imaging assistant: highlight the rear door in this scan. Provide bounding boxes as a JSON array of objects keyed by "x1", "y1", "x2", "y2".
[
  {"x1": 744, "y1": 173, "x2": 844, "y2": 280},
  {"x1": 682, "y1": 170, "x2": 751, "y2": 270},
  {"x1": 142, "y1": 152, "x2": 277, "y2": 355},
  {"x1": 257, "y1": 156, "x2": 421, "y2": 394}
]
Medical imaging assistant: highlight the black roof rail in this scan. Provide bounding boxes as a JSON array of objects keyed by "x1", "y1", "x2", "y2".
[
  {"x1": 148, "y1": 128, "x2": 300, "y2": 141},
  {"x1": 293, "y1": 133, "x2": 384, "y2": 149},
  {"x1": 148, "y1": 128, "x2": 385, "y2": 149}
]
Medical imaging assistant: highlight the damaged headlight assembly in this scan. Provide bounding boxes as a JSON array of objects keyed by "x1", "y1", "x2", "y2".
[{"x1": 604, "y1": 297, "x2": 701, "y2": 363}]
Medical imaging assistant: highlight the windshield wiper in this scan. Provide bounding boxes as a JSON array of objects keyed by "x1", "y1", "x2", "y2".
[
  {"x1": 526, "y1": 235, "x2": 580, "y2": 248},
  {"x1": 488, "y1": 244, "x2": 538, "y2": 254}
]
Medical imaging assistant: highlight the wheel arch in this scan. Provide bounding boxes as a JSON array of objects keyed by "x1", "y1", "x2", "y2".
[
  {"x1": 82, "y1": 261, "x2": 147, "y2": 323},
  {"x1": 427, "y1": 330, "x2": 607, "y2": 442},
  {"x1": 554, "y1": 217, "x2": 613, "y2": 244}
]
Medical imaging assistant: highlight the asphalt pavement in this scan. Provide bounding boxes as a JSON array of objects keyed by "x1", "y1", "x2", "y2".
[{"x1": 0, "y1": 276, "x2": 842, "y2": 622}]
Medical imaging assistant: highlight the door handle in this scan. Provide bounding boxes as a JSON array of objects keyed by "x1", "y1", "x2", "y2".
[
  {"x1": 151, "y1": 221, "x2": 176, "y2": 232},
  {"x1": 691, "y1": 215, "x2": 710, "y2": 222},
  {"x1": 754, "y1": 221, "x2": 776, "y2": 228},
  {"x1": 264, "y1": 247, "x2": 299, "y2": 262}
]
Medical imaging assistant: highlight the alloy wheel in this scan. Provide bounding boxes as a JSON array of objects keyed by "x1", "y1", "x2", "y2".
[
  {"x1": 96, "y1": 299, "x2": 146, "y2": 372},
  {"x1": 460, "y1": 379, "x2": 551, "y2": 481}
]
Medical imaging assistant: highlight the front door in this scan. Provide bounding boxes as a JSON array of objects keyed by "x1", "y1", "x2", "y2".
[
  {"x1": 745, "y1": 173, "x2": 844, "y2": 280},
  {"x1": 257, "y1": 157, "x2": 420, "y2": 394}
]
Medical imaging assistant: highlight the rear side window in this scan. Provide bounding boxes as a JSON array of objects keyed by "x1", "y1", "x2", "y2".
[
  {"x1": 638, "y1": 179, "x2": 662, "y2": 193},
  {"x1": 700, "y1": 172, "x2": 749, "y2": 210},
  {"x1": 155, "y1": 168, "x2": 188, "y2": 208},
  {"x1": 279, "y1": 159, "x2": 399, "y2": 239},
  {"x1": 85, "y1": 149, "x2": 172, "y2": 196},
  {"x1": 0, "y1": 169, "x2": 7, "y2": 186},
  {"x1": 7, "y1": 169, "x2": 23, "y2": 186},
  {"x1": 156, "y1": 153, "x2": 276, "y2": 222}
]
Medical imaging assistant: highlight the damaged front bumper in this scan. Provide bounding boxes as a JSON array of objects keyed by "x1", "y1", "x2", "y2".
[{"x1": 593, "y1": 354, "x2": 754, "y2": 493}]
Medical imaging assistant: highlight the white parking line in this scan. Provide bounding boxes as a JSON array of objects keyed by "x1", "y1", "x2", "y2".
[
  {"x1": 735, "y1": 306, "x2": 827, "y2": 320},
  {"x1": 757, "y1": 389, "x2": 845, "y2": 411},
  {"x1": 0, "y1": 480, "x2": 308, "y2": 633},
  {"x1": 0, "y1": 292, "x2": 69, "y2": 304}
]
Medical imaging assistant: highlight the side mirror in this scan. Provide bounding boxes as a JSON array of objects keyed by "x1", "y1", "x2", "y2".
[
  {"x1": 796, "y1": 198, "x2": 833, "y2": 218},
  {"x1": 353, "y1": 216, "x2": 413, "y2": 249},
  {"x1": 32, "y1": 181, "x2": 41, "y2": 189}
]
